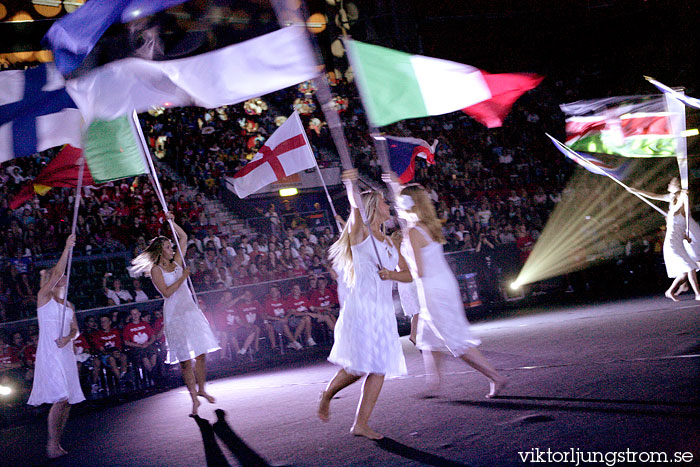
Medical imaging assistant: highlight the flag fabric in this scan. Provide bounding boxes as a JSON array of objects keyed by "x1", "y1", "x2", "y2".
[
  {"x1": 44, "y1": 0, "x2": 188, "y2": 76},
  {"x1": 646, "y1": 77, "x2": 700, "y2": 110},
  {"x1": 561, "y1": 95, "x2": 677, "y2": 158},
  {"x1": 383, "y1": 135, "x2": 436, "y2": 183},
  {"x1": 345, "y1": 39, "x2": 543, "y2": 128},
  {"x1": 65, "y1": 27, "x2": 319, "y2": 125},
  {"x1": 232, "y1": 111, "x2": 316, "y2": 198},
  {"x1": 547, "y1": 134, "x2": 631, "y2": 181},
  {"x1": 9, "y1": 145, "x2": 94, "y2": 209},
  {"x1": 0, "y1": 64, "x2": 83, "y2": 162},
  {"x1": 82, "y1": 115, "x2": 149, "y2": 184}
]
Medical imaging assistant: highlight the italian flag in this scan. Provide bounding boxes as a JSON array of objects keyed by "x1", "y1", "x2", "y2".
[
  {"x1": 562, "y1": 95, "x2": 677, "y2": 158},
  {"x1": 345, "y1": 39, "x2": 543, "y2": 128}
]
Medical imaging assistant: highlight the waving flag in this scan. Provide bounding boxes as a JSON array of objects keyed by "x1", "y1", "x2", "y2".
[
  {"x1": 232, "y1": 112, "x2": 316, "y2": 198},
  {"x1": 547, "y1": 134, "x2": 631, "y2": 180},
  {"x1": 381, "y1": 135, "x2": 436, "y2": 183},
  {"x1": 44, "y1": 0, "x2": 188, "y2": 76},
  {"x1": 9, "y1": 145, "x2": 94, "y2": 209},
  {"x1": 0, "y1": 64, "x2": 83, "y2": 162},
  {"x1": 562, "y1": 95, "x2": 676, "y2": 158},
  {"x1": 646, "y1": 77, "x2": 700, "y2": 110},
  {"x1": 65, "y1": 27, "x2": 319, "y2": 126},
  {"x1": 345, "y1": 39, "x2": 543, "y2": 128}
]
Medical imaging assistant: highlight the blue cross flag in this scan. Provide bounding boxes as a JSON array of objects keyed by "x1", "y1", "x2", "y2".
[{"x1": 0, "y1": 63, "x2": 83, "y2": 162}]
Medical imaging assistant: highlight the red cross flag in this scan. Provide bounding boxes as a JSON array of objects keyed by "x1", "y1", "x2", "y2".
[{"x1": 232, "y1": 111, "x2": 317, "y2": 198}]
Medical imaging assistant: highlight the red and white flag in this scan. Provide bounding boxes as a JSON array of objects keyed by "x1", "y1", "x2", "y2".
[{"x1": 232, "y1": 111, "x2": 316, "y2": 198}]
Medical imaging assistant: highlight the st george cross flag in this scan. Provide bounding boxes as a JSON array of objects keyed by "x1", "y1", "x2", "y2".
[
  {"x1": 345, "y1": 39, "x2": 543, "y2": 128},
  {"x1": 382, "y1": 135, "x2": 436, "y2": 183},
  {"x1": 562, "y1": 95, "x2": 676, "y2": 158},
  {"x1": 0, "y1": 64, "x2": 83, "y2": 162},
  {"x1": 232, "y1": 111, "x2": 316, "y2": 198},
  {"x1": 547, "y1": 134, "x2": 631, "y2": 181}
]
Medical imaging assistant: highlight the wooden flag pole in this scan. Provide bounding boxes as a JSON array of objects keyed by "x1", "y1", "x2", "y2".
[
  {"x1": 58, "y1": 155, "x2": 85, "y2": 342},
  {"x1": 270, "y1": 0, "x2": 384, "y2": 267},
  {"x1": 130, "y1": 110, "x2": 199, "y2": 299}
]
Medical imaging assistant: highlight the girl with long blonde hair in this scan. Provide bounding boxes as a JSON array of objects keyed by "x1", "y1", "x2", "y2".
[
  {"x1": 320, "y1": 169, "x2": 412, "y2": 440},
  {"x1": 398, "y1": 183, "x2": 507, "y2": 398},
  {"x1": 131, "y1": 212, "x2": 220, "y2": 416}
]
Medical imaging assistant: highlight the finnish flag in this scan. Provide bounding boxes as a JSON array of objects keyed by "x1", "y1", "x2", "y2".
[{"x1": 0, "y1": 63, "x2": 83, "y2": 162}]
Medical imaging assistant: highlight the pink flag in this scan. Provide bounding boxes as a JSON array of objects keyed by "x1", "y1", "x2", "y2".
[{"x1": 232, "y1": 111, "x2": 316, "y2": 198}]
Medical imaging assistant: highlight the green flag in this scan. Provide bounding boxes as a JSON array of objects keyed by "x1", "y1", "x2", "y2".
[{"x1": 83, "y1": 115, "x2": 149, "y2": 183}]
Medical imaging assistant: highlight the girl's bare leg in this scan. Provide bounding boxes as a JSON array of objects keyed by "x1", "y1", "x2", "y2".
[
  {"x1": 409, "y1": 314, "x2": 419, "y2": 345},
  {"x1": 459, "y1": 347, "x2": 508, "y2": 398},
  {"x1": 350, "y1": 373, "x2": 385, "y2": 440},
  {"x1": 318, "y1": 368, "x2": 361, "y2": 422},
  {"x1": 194, "y1": 354, "x2": 215, "y2": 403},
  {"x1": 47, "y1": 400, "x2": 70, "y2": 458},
  {"x1": 687, "y1": 270, "x2": 700, "y2": 300},
  {"x1": 421, "y1": 350, "x2": 444, "y2": 397},
  {"x1": 180, "y1": 360, "x2": 199, "y2": 415},
  {"x1": 665, "y1": 274, "x2": 686, "y2": 301}
]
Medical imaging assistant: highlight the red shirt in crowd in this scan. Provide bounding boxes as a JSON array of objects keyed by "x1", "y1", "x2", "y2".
[
  {"x1": 0, "y1": 344, "x2": 20, "y2": 365},
  {"x1": 91, "y1": 329, "x2": 123, "y2": 352},
  {"x1": 309, "y1": 288, "x2": 338, "y2": 311},
  {"x1": 22, "y1": 344, "x2": 37, "y2": 366},
  {"x1": 285, "y1": 295, "x2": 311, "y2": 314},
  {"x1": 263, "y1": 297, "x2": 286, "y2": 318},
  {"x1": 72, "y1": 335, "x2": 91, "y2": 356},
  {"x1": 123, "y1": 321, "x2": 155, "y2": 346},
  {"x1": 152, "y1": 317, "x2": 166, "y2": 344},
  {"x1": 234, "y1": 300, "x2": 260, "y2": 325}
]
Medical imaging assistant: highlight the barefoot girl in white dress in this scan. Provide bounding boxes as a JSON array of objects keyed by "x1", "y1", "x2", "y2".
[
  {"x1": 318, "y1": 169, "x2": 412, "y2": 440},
  {"x1": 131, "y1": 213, "x2": 220, "y2": 415},
  {"x1": 397, "y1": 185, "x2": 507, "y2": 398},
  {"x1": 28, "y1": 234, "x2": 85, "y2": 459},
  {"x1": 628, "y1": 177, "x2": 700, "y2": 300}
]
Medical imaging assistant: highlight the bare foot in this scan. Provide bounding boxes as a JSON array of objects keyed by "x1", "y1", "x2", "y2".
[
  {"x1": 197, "y1": 391, "x2": 216, "y2": 404},
  {"x1": 486, "y1": 376, "x2": 508, "y2": 399},
  {"x1": 318, "y1": 391, "x2": 331, "y2": 422},
  {"x1": 665, "y1": 290, "x2": 679, "y2": 302},
  {"x1": 47, "y1": 445, "x2": 67, "y2": 459},
  {"x1": 190, "y1": 396, "x2": 201, "y2": 416},
  {"x1": 409, "y1": 335, "x2": 417, "y2": 346},
  {"x1": 351, "y1": 424, "x2": 384, "y2": 440},
  {"x1": 695, "y1": 295, "x2": 700, "y2": 301},
  {"x1": 678, "y1": 283, "x2": 689, "y2": 294}
]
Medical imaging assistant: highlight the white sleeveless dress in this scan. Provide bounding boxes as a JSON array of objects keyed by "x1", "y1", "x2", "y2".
[
  {"x1": 159, "y1": 265, "x2": 220, "y2": 364},
  {"x1": 397, "y1": 280, "x2": 420, "y2": 317},
  {"x1": 663, "y1": 214, "x2": 699, "y2": 278},
  {"x1": 28, "y1": 298, "x2": 85, "y2": 406},
  {"x1": 403, "y1": 226, "x2": 481, "y2": 356},
  {"x1": 328, "y1": 234, "x2": 407, "y2": 378}
]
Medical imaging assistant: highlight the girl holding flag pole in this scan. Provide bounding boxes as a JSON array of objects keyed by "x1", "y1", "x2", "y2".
[
  {"x1": 319, "y1": 169, "x2": 411, "y2": 440},
  {"x1": 627, "y1": 177, "x2": 700, "y2": 301},
  {"x1": 130, "y1": 212, "x2": 220, "y2": 416}
]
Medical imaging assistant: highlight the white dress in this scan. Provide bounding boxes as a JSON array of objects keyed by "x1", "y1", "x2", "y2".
[
  {"x1": 403, "y1": 226, "x2": 481, "y2": 357},
  {"x1": 28, "y1": 298, "x2": 85, "y2": 406},
  {"x1": 397, "y1": 280, "x2": 420, "y2": 317},
  {"x1": 682, "y1": 216, "x2": 700, "y2": 263},
  {"x1": 328, "y1": 234, "x2": 407, "y2": 378},
  {"x1": 663, "y1": 214, "x2": 699, "y2": 278},
  {"x1": 160, "y1": 265, "x2": 220, "y2": 364}
]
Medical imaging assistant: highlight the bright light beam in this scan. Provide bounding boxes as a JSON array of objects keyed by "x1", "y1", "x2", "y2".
[{"x1": 513, "y1": 158, "x2": 676, "y2": 287}]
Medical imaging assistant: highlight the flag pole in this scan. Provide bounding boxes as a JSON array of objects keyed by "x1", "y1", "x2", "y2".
[
  {"x1": 296, "y1": 119, "x2": 341, "y2": 232},
  {"x1": 270, "y1": 0, "x2": 384, "y2": 267},
  {"x1": 546, "y1": 134, "x2": 667, "y2": 217},
  {"x1": 130, "y1": 110, "x2": 199, "y2": 298},
  {"x1": 59, "y1": 155, "x2": 85, "y2": 341}
]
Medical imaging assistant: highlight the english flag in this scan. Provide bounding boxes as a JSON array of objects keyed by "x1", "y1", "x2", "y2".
[{"x1": 232, "y1": 111, "x2": 316, "y2": 198}]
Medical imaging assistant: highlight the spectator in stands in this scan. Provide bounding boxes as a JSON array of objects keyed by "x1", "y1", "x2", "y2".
[
  {"x1": 72, "y1": 330, "x2": 100, "y2": 395},
  {"x1": 0, "y1": 329, "x2": 23, "y2": 387},
  {"x1": 284, "y1": 284, "x2": 317, "y2": 347},
  {"x1": 308, "y1": 276, "x2": 338, "y2": 330},
  {"x1": 16, "y1": 272, "x2": 37, "y2": 318},
  {"x1": 91, "y1": 314, "x2": 128, "y2": 386},
  {"x1": 131, "y1": 279, "x2": 151, "y2": 302},
  {"x1": 308, "y1": 255, "x2": 327, "y2": 275},
  {"x1": 103, "y1": 274, "x2": 134, "y2": 306},
  {"x1": 262, "y1": 285, "x2": 303, "y2": 351},
  {"x1": 214, "y1": 291, "x2": 241, "y2": 357},
  {"x1": 122, "y1": 308, "x2": 157, "y2": 378},
  {"x1": 231, "y1": 290, "x2": 261, "y2": 356}
]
